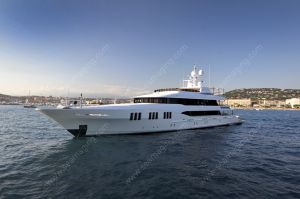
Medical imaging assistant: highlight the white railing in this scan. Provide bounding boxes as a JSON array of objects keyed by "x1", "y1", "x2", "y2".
[{"x1": 209, "y1": 87, "x2": 225, "y2": 95}]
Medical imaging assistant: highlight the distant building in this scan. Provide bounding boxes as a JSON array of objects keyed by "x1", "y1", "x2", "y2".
[
  {"x1": 225, "y1": 98, "x2": 253, "y2": 107},
  {"x1": 286, "y1": 98, "x2": 300, "y2": 108},
  {"x1": 86, "y1": 99, "x2": 102, "y2": 105},
  {"x1": 258, "y1": 99, "x2": 286, "y2": 107},
  {"x1": 225, "y1": 98, "x2": 288, "y2": 108}
]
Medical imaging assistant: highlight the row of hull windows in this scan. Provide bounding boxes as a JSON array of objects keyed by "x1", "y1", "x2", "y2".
[
  {"x1": 130, "y1": 112, "x2": 173, "y2": 120},
  {"x1": 130, "y1": 112, "x2": 141, "y2": 120},
  {"x1": 181, "y1": 111, "x2": 221, "y2": 116},
  {"x1": 164, "y1": 112, "x2": 172, "y2": 119},
  {"x1": 149, "y1": 112, "x2": 158, "y2": 120},
  {"x1": 130, "y1": 110, "x2": 222, "y2": 120},
  {"x1": 134, "y1": 97, "x2": 218, "y2": 106}
]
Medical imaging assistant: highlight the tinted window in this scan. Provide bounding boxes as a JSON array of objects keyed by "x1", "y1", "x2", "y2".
[
  {"x1": 130, "y1": 113, "x2": 133, "y2": 120},
  {"x1": 134, "y1": 97, "x2": 218, "y2": 106},
  {"x1": 134, "y1": 112, "x2": 137, "y2": 120},
  {"x1": 182, "y1": 111, "x2": 221, "y2": 116},
  {"x1": 152, "y1": 112, "x2": 155, "y2": 120}
]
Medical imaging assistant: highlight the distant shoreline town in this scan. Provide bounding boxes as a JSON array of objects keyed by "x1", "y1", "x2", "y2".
[
  {"x1": 224, "y1": 88, "x2": 300, "y2": 109},
  {"x1": 1, "y1": 88, "x2": 300, "y2": 110},
  {"x1": 0, "y1": 93, "x2": 131, "y2": 106}
]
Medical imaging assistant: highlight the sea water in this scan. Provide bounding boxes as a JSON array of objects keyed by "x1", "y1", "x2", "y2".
[{"x1": 0, "y1": 106, "x2": 299, "y2": 198}]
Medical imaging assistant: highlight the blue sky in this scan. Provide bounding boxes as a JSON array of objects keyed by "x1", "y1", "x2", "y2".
[{"x1": 0, "y1": 0, "x2": 299, "y2": 97}]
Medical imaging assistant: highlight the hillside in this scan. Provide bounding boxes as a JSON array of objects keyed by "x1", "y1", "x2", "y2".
[
  {"x1": 0, "y1": 93, "x2": 14, "y2": 100},
  {"x1": 224, "y1": 88, "x2": 300, "y2": 100},
  {"x1": 0, "y1": 93, "x2": 23, "y2": 102}
]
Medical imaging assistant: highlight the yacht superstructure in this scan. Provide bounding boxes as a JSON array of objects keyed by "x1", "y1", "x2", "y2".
[{"x1": 38, "y1": 67, "x2": 242, "y2": 136}]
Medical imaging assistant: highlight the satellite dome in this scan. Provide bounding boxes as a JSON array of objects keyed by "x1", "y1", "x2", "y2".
[{"x1": 191, "y1": 71, "x2": 196, "y2": 77}]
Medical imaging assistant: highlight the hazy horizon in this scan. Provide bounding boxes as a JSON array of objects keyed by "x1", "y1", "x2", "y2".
[
  {"x1": 2, "y1": 87, "x2": 300, "y2": 99},
  {"x1": 1, "y1": 0, "x2": 300, "y2": 97}
]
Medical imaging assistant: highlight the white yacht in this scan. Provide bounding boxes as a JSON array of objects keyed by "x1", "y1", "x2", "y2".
[{"x1": 38, "y1": 67, "x2": 243, "y2": 137}]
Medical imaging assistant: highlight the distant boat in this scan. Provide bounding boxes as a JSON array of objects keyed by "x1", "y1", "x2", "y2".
[
  {"x1": 24, "y1": 104, "x2": 37, "y2": 108},
  {"x1": 24, "y1": 90, "x2": 36, "y2": 108},
  {"x1": 254, "y1": 108, "x2": 262, "y2": 111}
]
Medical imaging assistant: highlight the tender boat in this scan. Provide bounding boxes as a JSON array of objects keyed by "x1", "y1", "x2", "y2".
[
  {"x1": 24, "y1": 90, "x2": 37, "y2": 108},
  {"x1": 38, "y1": 67, "x2": 243, "y2": 136},
  {"x1": 24, "y1": 104, "x2": 37, "y2": 108}
]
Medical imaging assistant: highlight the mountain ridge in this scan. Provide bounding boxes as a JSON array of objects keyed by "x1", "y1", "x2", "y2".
[{"x1": 224, "y1": 88, "x2": 300, "y2": 100}]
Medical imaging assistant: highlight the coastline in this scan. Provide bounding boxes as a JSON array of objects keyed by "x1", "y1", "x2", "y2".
[{"x1": 232, "y1": 107, "x2": 300, "y2": 111}]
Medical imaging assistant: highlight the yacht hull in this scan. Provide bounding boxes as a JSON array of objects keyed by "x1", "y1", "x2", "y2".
[
  {"x1": 38, "y1": 67, "x2": 244, "y2": 137},
  {"x1": 38, "y1": 105, "x2": 242, "y2": 137}
]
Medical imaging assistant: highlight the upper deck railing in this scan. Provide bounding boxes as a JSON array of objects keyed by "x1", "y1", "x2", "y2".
[{"x1": 154, "y1": 87, "x2": 225, "y2": 95}]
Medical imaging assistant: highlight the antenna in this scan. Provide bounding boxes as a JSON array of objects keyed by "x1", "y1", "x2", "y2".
[
  {"x1": 182, "y1": 71, "x2": 185, "y2": 87},
  {"x1": 66, "y1": 89, "x2": 70, "y2": 106},
  {"x1": 208, "y1": 65, "x2": 211, "y2": 88},
  {"x1": 80, "y1": 93, "x2": 83, "y2": 108}
]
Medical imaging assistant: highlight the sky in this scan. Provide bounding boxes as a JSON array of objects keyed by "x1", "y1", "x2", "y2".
[{"x1": 0, "y1": 0, "x2": 300, "y2": 97}]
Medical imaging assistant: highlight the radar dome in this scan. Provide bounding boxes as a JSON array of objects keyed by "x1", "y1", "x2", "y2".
[
  {"x1": 199, "y1": 70, "x2": 203, "y2": 76},
  {"x1": 191, "y1": 71, "x2": 196, "y2": 77}
]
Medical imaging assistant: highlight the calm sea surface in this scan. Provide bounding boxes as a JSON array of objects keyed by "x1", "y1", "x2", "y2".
[{"x1": 0, "y1": 105, "x2": 299, "y2": 199}]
